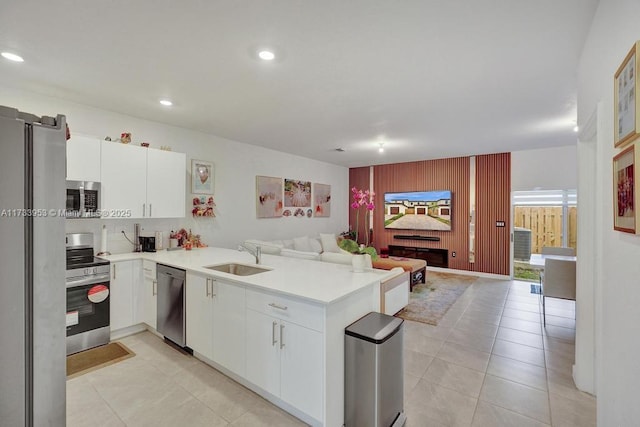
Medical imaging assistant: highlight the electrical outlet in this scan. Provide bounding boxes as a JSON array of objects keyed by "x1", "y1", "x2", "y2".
[
  {"x1": 452, "y1": 251, "x2": 456, "y2": 257},
  {"x1": 496, "y1": 221, "x2": 506, "y2": 227}
]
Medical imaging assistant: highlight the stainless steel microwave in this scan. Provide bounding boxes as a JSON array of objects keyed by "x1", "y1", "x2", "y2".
[{"x1": 66, "y1": 181, "x2": 100, "y2": 218}]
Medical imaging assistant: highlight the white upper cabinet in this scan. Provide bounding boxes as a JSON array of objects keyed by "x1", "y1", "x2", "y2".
[
  {"x1": 146, "y1": 149, "x2": 186, "y2": 218},
  {"x1": 101, "y1": 141, "x2": 147, "y2": 218},
  {"x1": 66, "y1": 135, "x2": 101, "y2": 182},
  {"x1": 100, "y1": 141, "x2": 185, "y2": 219}
]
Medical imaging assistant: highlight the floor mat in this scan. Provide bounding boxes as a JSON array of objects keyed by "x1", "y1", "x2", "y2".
[{"x1": 67, "y1": 342, "x2": 135, "y2": 379}]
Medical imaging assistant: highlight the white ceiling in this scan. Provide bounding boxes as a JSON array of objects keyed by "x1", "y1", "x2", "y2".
[{"x1": 0, "y1": 1, "x2": 598, "y2": 167}]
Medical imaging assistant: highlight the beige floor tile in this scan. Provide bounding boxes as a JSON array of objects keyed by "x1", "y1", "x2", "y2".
[
  {"x1": 467, "y1": 299, "x2": 506, "y2": 312},
  {"x1": 404, "y1": 373, "x2": 421, "y2": 396},
  {"x1": 174, "y1": 362, "x2": 263, "y2": 422},
  {"x1": 404, "y1": 333, "x2": 445, "y2": 357},
  {"x1": 504, "y1": 301, "x2": 540, "y2": 313},
  {"x1": 543, "y1": 314, "x2": 576, "y2": 329},
  {"x1": 479, "y1": 375, "x2": 551, "y2": 424},
  {"x1": 446, "y1": 327, "x2": 496, "y2": 353},
  {"x1": 404, "y1": 320, "x2": 451, "y2": 341},
  {"x1": 67, "y1": 376, "x2": 125, "y2": 427},
  {"x1": 436, "y1": 341, "x2": 491, "y2": 372},
  {"x1": 502, "y1": 307, "x2": 542, "y2": 323},
  {"x1": 407, "y1": 379, "x2": 478, "y2": 426},
  {"x1": 499, "y1": 317, "x2": 542, "y2": 335},
  {"x1": 471, "y1": 400, "x2": 550, "y2": 427},
  {"x1": 460, "y1": 309, "x2": 503, "y2": 326},
  {"x1": 422, "y1": 357, "x2": 486, "y2": 398},
  {"x1": 486, "y1": 354, "x2": 547, "y2": 391},
  {"x1": 543, "y1": 336, "x2": 575, "y2": 359},
  {"x1": 230, "y1": 399, "x2": 306, "y2": 426},
  {"x1": 492, "y1": 339, "x2": 545, "y2": 367},
  {"x1": 545, "y1": 351, "x2": 574, "y2": 376},
  {"x1": 542, "y1": 324, "x2": 575, "y2": 343},
  {"x1": 549, "y1": 392, "x2": 596, "y2": 427},
  {"x1": 124, "y1": 395, "x2": 228, "y2": 427},
  {"x1": 507, "y1": 294, "x2": 541, "y2": 305},
  {"x1": 546, "y1": 367, "x2": 596, "y2": 405},
  {"x1": 496, "y1": 327, "x2": 544, "y2": 349},
  {"x1": 404, "y1": 403, "x2": 449, "y2": 427},
  {"x1": 404, "y1": 348, "x2": 434, "y2": 377},
  {"x1": 454, "y1": 317, "x2": 500, "y2": 338}
]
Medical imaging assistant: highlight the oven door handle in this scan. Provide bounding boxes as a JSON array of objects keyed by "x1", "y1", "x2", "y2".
[{"x1": 65, "y1": 274, "x2": 110, "y2": 289}]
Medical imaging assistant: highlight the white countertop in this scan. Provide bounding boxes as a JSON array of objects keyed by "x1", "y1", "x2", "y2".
[{"x1": 100, "y1": 247, "x2": 393, "y2": 305}]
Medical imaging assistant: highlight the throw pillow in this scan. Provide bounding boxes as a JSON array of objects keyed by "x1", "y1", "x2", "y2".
[
  {"x1": 319, "y1": 233, "x2": 341, "y2": 253},
  {"x1": 309, "y1": 237, "x2": 323, "y2": 254},
  {"x1": 281, "y1": 248, "x2": 321, "y2": 261},
  {"x1": 293, "y1": 236, "x2": 313, "y2": 252}
]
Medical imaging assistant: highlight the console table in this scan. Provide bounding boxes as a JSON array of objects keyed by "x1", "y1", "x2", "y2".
[{"x1": 388, "y1": 245, "x2": 449, "y2": 268}]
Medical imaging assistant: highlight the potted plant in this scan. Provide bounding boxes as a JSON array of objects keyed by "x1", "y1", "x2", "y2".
[{"x1": 339, "y1": 187, "x2": 378, "y2": 260}]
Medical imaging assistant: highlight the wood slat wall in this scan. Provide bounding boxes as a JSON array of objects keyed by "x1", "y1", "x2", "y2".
[
  {"x1": 349, "y1": 153, "x2": 511, "y2": 275},
  {"x1": 474, "y1": 153, "x2": 511, "y2": 275}
]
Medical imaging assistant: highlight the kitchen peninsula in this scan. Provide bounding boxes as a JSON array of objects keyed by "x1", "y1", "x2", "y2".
[{"x1": 101, "y1": 247, "x2": 393, "y2": 427}]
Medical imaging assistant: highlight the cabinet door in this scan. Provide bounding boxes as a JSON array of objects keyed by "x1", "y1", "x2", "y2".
[
  {"x1": 146, "y1": 149, "x2": 186, "y2": 218},
  {"x1": 110, "y1": 261, "x2": 134, "y2": 331},
  {"x1": 280, "y1": 321, "x2": 324, "y2": 421},
  {"x1": 100, "y1": 141, "x2": 147, "y2": 218},
  {"x1": 142, "y1": 261, "x2": 157, "y2": 329},
  {"x1": 245, "y1": 309, "x2": 280, "y2": 396},
  {"x1": 66, "y1": 135, "x2": 101, "y2": 181},
  {"x1": 185, "y1": 273, "x2": 213, "y2": 359},
  {"x1": 212, "y1": 280, "x2": 245, "y2": 376}
]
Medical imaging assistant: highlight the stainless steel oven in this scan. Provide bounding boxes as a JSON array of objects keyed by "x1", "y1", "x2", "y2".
[
  {"x1": 66, "y1": 180, "x2": 100, "y2": 218},
  {"x1": 66, "y1": 233, "x2": 111, "y2": 355}
]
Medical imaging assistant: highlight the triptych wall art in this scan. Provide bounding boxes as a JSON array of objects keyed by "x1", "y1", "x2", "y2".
[
  {"x1": 256, "y1": 176, "x2": 331, "y2": 219},
  {"x1": 613, "y1": 42, "x2": 640, "y2": 234}
]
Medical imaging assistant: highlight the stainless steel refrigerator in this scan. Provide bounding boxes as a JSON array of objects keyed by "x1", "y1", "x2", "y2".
[{"x1": 0, "y1": 106, "x2": 67, "y2": 426}]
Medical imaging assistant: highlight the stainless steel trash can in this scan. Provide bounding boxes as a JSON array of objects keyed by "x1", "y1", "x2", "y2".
[{"x1": 345, "y1": 312, "x2": 406, "y2": 427}]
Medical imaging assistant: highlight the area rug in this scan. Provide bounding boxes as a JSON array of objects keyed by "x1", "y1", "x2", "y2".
[
  {"x1": 396, "y1": 271, "x2": 477, "y2": 325},
  {"x1": 67, "y1": 342, "x2": 135, "y2": 379}
]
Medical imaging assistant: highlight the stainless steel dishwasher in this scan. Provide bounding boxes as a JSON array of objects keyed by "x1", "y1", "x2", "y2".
[{"x1": 156, "y1": 264, "x2": 186, "y2": 347}]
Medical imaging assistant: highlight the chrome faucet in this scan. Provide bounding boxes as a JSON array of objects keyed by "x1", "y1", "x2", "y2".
[{"x1": 239, "y1": 243, "x2": 261, "y2": 264}]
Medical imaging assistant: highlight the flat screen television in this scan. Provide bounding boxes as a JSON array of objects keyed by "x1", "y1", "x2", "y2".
[{"x1": 384, "y1": 190, "x2": 452, "y2": 231}]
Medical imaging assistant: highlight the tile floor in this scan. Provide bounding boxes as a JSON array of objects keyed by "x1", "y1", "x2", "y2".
[{"x1": 67, "y1": 277, "x2": 596, "y2": 427}]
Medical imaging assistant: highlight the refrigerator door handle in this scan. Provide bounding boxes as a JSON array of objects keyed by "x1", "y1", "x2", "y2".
[{"x1": 112, "y1": 264, "x2": 116, "y2": 280}]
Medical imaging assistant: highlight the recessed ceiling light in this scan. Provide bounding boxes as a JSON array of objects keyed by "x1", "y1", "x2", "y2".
[
  {"x1": 1, "y1": 52, "x2": 24, "y2": 62},
  {"x1": 378, "y1": 144, "x2": 385, "y2": 153},
  {"x1": 573, "y1": 125, "x2": 579, "y2": 132},
  {"x1": 258, "y1": 50, "x2": 275, "y2": 61},
  {"x1": 159, "y1": 99, "x2": 173, "y2": 106}
]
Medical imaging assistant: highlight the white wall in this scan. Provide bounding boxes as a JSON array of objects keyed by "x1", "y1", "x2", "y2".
[
  {"x1": 577, "y1": 0, "x2": 640, "y2": 425},
  {"x1": 511, "y1": 145, "x2": 577, "y2": 191},
  {"x1": 0, "y1": 85, "x2": 349, "y2": 253}
]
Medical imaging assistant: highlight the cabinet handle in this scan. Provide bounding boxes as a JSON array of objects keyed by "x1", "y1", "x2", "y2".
[
  {"x1": 142, "y1": 204, "x2": 145, "y2": 217},
  {"x1": 205, "y1": 278, "x2": 210, "y2": 297},
  {"x1": 280, "y1": 324, "x2": 285, "y2": 349},
  {"x1": 272, "y1": 321, "x2": 278, "y2": 346},
  {"x1": 268, "y1": 302, "x2": 288, "y2": 311},
  {"x1": 113, "y1": 264, "x2": 116, "y2": 280},
  {"x1": 152, "y1": 280, "x2": 157, "y2": 296},
  {"x1": 149, "y1": 204, "x2": 152, "y2": 217},
  {"x1": 210, "y1": 278, "x2": 216, "y2": 297}
]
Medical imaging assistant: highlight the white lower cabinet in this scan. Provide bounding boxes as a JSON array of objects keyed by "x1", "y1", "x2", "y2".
[
  {"x1": 141, "y1": 260, "x2": 157, "y2": 329},
  {"x1": 185, "y1": 273, "x2": 245, "y2": 375},
  {"x1": 110, "y1": 260, "x2": 135, "y2": 331},
  {"x1": 245, "y1": 290, "x2": 324, "y2": 422}
]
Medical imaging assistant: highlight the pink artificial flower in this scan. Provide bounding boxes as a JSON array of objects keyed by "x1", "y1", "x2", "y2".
[
  {"x1": 351, "y1": 187, "x2": 358, "y2": 193},
  {"x1": 351, "y1": 202, "x2": 359, "y2": 209},
  {"x1": 366, "y1": 203, "x2": 375, "y2": 211}
]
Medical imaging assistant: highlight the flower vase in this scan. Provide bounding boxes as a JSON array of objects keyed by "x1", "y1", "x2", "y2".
[{"x1": 351, "y1": 254, "x2": 366, "y2": 273}]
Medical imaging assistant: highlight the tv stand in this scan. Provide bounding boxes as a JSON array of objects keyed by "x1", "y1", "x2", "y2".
[{"x1": 388, "y1": 245, "x2": 449, "y2": 268}]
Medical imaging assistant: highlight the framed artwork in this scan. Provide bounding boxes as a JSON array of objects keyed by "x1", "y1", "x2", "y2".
[
  {"x1": 613, "y1": 143, "x2": 639, "y2": 233},
  {"x1": 284, "y1": 179, "x2": 311, "y2": 208},
  {"x1": 614, "y1": 41, "x2": 640, "y2": 148},
  {"x1": 313, "y1": 183, "x2": 331, "y2": 217},
  {"x1": 256, "y1": 176, "x2": 283, "y2": 218},
  {"x1": 192, "y1": 160, "x2": 214, "y2": 194},
  {"x1": 192, "y1": 195, "x2": 215, "y2": 217}
]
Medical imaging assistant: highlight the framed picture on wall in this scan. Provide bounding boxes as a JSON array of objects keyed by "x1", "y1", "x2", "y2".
[
  {"x1": 613, "y1": 143, "x2": 639, "y2": 233},
  {"x1": 191, "y1": 159, "x2": 214, "y2": 194},
  {"x1": 256, "y1": 176, "x2": 284, "y2": 218},
  {"x1": 313, "y1": 183, "x2": 331, "y2": 217},
  {"x1": 614, "y1": 41, "x2": 640, "y2": 148}
]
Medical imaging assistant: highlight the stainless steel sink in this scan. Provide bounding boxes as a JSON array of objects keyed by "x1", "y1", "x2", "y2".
[{"x1": 204, "y1": 263, "x2": 271, "y2": 276}]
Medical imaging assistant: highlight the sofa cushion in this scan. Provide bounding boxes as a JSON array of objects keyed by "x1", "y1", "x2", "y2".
[
  {"x1": 309, "y1": 237, "x2": 323, "y2": 254},
  {"x1": 319, "y1": 233, "x2": 341, "y2": 253},
  {"x1": 293, "y1": 236, "x2": 313, "y2": 252},
  {"x1": 281, "y1": 248, "x2": 321, "y2": 261},
  {"x1": 242, "y1": 240, "x2": 283, "y2": 255},
  {"x1": 320, "y1": 251, "x2": 353, "y2": 265},
  {"x1": 282, "y1": 239, "x2": 294, "y2": 249}
]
